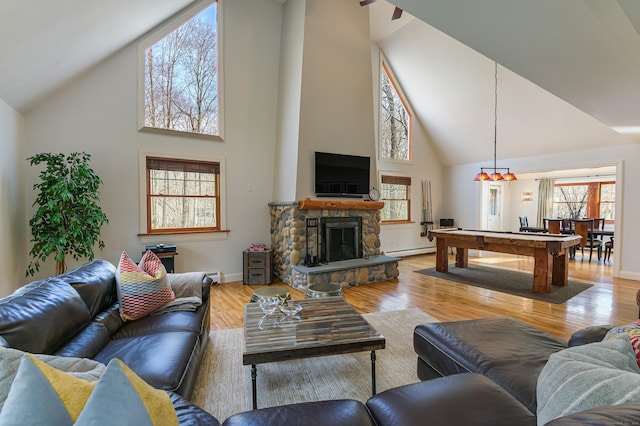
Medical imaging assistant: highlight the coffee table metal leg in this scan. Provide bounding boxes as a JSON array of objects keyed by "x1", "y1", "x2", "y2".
[
  {"x1": 371, "y1": 350, "x2": 377, "y2": 395},
  {"x1": 251, "y1": 364, "x2": 257, "y2": 409}
]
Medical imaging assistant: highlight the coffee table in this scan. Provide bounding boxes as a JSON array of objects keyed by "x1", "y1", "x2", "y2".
[{"x1": 242, "y1": 297, "x2": 385, "y2": 409}]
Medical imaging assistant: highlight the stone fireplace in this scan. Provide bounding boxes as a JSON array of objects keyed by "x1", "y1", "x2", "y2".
[{"x1": 269, "y1": 199, "x2": 399, "y2": 290}]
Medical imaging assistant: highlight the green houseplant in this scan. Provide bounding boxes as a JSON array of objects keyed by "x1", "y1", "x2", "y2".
[{"x1": 27, "y1": 152, "x2": 109, "y2": 276}]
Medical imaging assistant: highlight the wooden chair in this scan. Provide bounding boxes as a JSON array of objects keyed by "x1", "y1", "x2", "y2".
[
  {"x1": 546, "y1": 219, "x2": 562, "y2": 234},
  {"x1": 604, "y1": 236, "x2": 614, "y2": 262},
  {"x1": 572, "y1": 219, "x2": 603, "y2": 262}
]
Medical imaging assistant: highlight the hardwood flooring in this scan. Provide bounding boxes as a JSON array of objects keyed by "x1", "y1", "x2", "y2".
[{"x1": 209, "y1": 252, "x2": 640, "y2": 340}]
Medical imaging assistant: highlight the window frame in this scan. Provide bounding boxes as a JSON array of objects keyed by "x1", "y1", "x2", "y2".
[
  {"x1": 138, "y1": 151, "x2": 228, "y2": 236},
  {"x1": 379, "y1": 56, "x2": 412, "y2": 162},
  {"x1": 552, "y1": 181, "x2": 615, "y2": 223},
  {"x1": 137, "y1": 0, "x2": 224, "y2": 141},
  {"x1": 380, "y1": 174, "x2": 412, "y2": 224}
]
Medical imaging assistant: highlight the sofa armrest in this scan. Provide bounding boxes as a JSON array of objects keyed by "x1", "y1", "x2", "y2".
[
  {"x1": 201, "y1": 275, "x2": 212, "y2": 303},
  {"x1": 567, "y1": 325, "x2": 615, "y2": 347},
  {"x1": 168, "y1": 391, "x2": 220, "y2": 426}
]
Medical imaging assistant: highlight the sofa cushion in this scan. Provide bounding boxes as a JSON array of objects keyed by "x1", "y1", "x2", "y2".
[
  {"x1": 54, "y1": 322, "x2": 110, "y2": 358},
  {"x1": 0, "y1": 354, "x2": 96, "y2": 425},
  {"x1": 222, "y1": 400, "x2": 375, "y2": 426},
  {"x1": 75, "y1": 358, "x2": 178, "y2": 426},
  {"x1": 0, "y1": 278, "x2": 92, "y2": 354},
  {"x1": 63, "y1": 259, "x2": 118, "y2": 318},
  {"x1": 366, "y1": 373, "x2": 536, "y2": 426},
  {"x1": 116, "y1": 250, "x2": 175, "y2": 320},
  {"x1": 113, "y1": 309, "x2": 207, "y2": 339},
  {"x1": 537, "y1": 335, "x2": 640, "y2": 426},
  {"x1": 414, "y1": 317, "x2": 567, "y2": 413},
  {"x1": 93, "y1": 331, "x2": 198, "y2": 392}
]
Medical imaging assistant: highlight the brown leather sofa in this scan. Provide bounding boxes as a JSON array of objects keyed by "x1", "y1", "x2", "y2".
[{"x1": 0, "y1": 259, "x2": 219, "y2": 425}]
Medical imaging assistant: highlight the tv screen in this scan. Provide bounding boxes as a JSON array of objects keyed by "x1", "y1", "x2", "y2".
[{"x1": 315, "y1": 152, "x2": 370, "y2": 197}]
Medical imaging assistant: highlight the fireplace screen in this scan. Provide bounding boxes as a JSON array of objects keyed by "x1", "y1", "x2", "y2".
[{"x1": 321, "y1": 217, "x2": 362, "y2": 262}]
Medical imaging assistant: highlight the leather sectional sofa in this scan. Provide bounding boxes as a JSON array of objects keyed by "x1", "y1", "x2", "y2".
[{"x1": 0, "y1": 259, "x2": 219, "y2": 425}]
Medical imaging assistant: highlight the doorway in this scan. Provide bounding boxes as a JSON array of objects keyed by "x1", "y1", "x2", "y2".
[{"x1": 485, "y1": 183, "x2": 503, "y2": 231}]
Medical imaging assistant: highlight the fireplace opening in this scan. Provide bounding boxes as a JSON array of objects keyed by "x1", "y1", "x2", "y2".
[{"x1": 321, "y1": 217, "x2": 362, "y2": 263}]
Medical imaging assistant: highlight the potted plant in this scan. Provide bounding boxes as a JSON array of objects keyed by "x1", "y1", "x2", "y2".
[{"x1": 26, "y1": 152, "x2": 109, "y2": 276}]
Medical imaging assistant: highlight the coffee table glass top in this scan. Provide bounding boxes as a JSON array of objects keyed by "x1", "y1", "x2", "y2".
[{"x1": 243, "y1": 297, "x2": 385, "y2": 365}]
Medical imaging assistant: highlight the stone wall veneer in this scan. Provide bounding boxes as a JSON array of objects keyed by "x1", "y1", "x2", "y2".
[{"x1": 269, "y1": 201, "x2": 382, "y2": 287}]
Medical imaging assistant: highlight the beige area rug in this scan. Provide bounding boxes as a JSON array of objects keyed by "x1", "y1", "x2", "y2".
[{"x1": 191, "y1": 308, "x2": 438, "y2": 422}]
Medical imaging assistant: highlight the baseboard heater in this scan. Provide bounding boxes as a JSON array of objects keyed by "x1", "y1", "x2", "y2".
[{"x1": 206, "y1": 271, "x2": 221, "y2": 284}]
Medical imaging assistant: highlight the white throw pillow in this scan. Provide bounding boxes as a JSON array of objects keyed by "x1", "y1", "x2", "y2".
[{"x1": 536, "y1": 334, "x2": 640, "y2": 426}]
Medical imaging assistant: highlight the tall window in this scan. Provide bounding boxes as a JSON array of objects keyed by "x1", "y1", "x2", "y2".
[
  {"x1": 553, "y1": 181, "x2": 615, "y2": 222},
  {"x1": 380, "y1": 60, "x2": 411, "y2": 161},
  {"x1": 141, "y1": 1, "x2": 220, "y2": 137},
  {"x1": 381, "y1": 175, "x2": 411, "y2": 222},
  {"x1": 146, "y1": 157, "x2": 220, "y2": 233}
]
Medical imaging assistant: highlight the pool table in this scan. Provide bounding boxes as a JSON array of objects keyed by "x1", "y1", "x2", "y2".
[{"x1": 427, "y1": 228, "x2": 583, "y2": 293}]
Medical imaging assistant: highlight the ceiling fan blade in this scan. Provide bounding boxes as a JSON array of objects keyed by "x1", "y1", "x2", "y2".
[
  {"x1": 360, "y1": 0, "x2": 377, "y2": 6},
  {"x1": 392, "y1": 7, "x2": 403, "y2": 20}
]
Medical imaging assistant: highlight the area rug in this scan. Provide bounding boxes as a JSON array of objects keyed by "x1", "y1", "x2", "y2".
[
  {"x1": 191, "y1": 309, "x2": 437, "y2": 421},
  {"x1": 414, "y1": 265, "x2": 592, "y2": 304}
]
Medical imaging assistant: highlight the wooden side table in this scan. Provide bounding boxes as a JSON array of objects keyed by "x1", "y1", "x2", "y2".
[{"x1": 243, "y1": 249, "x2": 272, "y2": 285}]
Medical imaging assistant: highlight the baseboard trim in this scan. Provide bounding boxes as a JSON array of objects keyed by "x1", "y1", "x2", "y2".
[
  {"x1": 384, "y1": 247, "x2": 436, "y2": 258},
  {"x1": 619, "y1": 270, "x2": 640, "y2": 281}
]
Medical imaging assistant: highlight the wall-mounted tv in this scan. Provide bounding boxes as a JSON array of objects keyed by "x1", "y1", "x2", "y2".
[{"x1": 315, "y1": 151, "x2": 370, "y2": 198}]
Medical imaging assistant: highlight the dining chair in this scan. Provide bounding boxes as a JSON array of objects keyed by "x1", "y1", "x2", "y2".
[
  {"x1": 519, "y1": 216, "x2": 528, "y2": 231},
  {"x1": 604, "y1": 236, "x2": 614, "y2": 262},
  {"x1": 546, "y1": 219, "x2": 562, "y2": 235},
  {"x1": 572, "y1": 219, "x2": 603, "y2": 262}
]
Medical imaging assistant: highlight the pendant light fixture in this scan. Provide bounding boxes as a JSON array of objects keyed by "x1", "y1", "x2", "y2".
[{"x1": 474, "y1": 62, "x2": 517, "y2": 182}]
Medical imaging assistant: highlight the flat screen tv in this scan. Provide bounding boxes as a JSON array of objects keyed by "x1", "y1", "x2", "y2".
[{"x1": 315, "y1": 152, "x2": 370, "y2": 198}]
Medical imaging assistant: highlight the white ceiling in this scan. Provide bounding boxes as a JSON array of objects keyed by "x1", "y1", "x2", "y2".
[
  {"x1": 2, "y1": 0, "x2": 638, "y2": 170},
  {"x1": 0, "y1": 0, "x2": 196, "y2": 112}
]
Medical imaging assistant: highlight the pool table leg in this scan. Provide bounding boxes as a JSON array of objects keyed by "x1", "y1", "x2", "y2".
[
  {"x1": 533, "y1": 248, "x2": 553, "y2": 293},
  {"x1": 551, "y1": 252, "x2": 569, "y2": 287},
  {"x1": 435, "y1": 238, "x2": 448, "y2": 272}
]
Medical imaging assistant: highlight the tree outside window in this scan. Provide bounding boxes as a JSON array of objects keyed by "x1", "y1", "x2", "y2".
[
  {"x1": 552, "y1": 181, "x2": 615, "y2": 222},
  {"x1": 380, "y1": 61, "x2": 411, "y2": 161},
  {"x1": 146, "y1": 157, "x2": 220, "y2": 233},
  {"x1": 381, "y1": 175, "x2": 411, "y2": 222},
  {"x1": 142, "y1": 2, "x2": 220, "y2": 137}
]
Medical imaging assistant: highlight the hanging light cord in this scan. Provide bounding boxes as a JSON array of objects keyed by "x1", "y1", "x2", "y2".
[{"x1": 493, "y1": 61, "x2": 498, "y2": 174}]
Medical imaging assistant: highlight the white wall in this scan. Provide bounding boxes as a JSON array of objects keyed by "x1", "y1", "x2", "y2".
[
  {"x1": 272, "y1": 0, "x2": 305, "y2": 202},
  {"x1": 445, "y1": 144, "x2": 638, "y2": 279},
  {"x1": 23, "y1": 0, "x2": 283, "y2": 282},
  {"x1": 0, "y1": 99, "x2": 26, "y2": 295},
  {"x1": 294, "y1": 0, "x2": 377, "y2": 200}
]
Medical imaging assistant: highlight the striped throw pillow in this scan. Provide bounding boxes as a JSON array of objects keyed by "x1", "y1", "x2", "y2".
[{"x1": 116, "y1": 250, "x2": 175, "y2": 320}]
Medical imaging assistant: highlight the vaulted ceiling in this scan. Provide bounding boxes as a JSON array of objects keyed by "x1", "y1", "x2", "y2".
[
  {"x1": 0, "y1": 0, "x2": 196, "y2": 112},
  {"x1": 2, "y1": 0, "x2": 637, "y2": 168},
  {"x1": 371, "y1": 0, "x2": 640, "y2": 166}
]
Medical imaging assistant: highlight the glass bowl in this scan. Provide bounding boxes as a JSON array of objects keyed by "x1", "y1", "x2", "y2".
[
  {"x1": 257, "y1": 296, "x2": 281, "y2": 316},
  {"x1": 279, "y1": 302, "x2": 302, "y2": 317}
]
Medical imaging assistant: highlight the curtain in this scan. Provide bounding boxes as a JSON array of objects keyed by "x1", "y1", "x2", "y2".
[{"x1": 537, "y1": 178, "x2": 555, "y2": 227}]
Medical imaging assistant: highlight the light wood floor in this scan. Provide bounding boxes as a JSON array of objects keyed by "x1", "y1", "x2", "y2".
[{"x1": 209, "y1": 252, "x2": 640, "y2": 340}]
